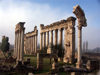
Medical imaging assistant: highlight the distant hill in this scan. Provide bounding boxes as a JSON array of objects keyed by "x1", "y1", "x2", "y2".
[{"x1": 92, "y1": 47, "x2": 100, "y2": 53}]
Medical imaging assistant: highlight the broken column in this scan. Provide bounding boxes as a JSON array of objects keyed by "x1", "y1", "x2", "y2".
[
  {"x1": 64, "y1": 17, "x2": 76, "y2": 63},
  {"x1": 73, "y1": 5, "x2": 87, "y2": 68}
]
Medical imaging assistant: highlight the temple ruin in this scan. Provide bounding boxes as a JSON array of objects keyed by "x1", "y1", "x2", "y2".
[{"x1": 14, "y1": 5, "x2": 87, "y2": 67}]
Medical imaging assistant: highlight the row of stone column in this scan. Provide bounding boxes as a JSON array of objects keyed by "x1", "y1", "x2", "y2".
[
  {"x1": 26, "y1": 35, "x2": 37, "y2": 54},
  {"x1": 40, "y1": 28, "x2": 63, "y2": 50}
]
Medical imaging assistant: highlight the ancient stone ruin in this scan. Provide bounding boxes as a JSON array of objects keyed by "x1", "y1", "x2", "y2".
[
  {"x1": 24, "y1": 26, "x2": 38, "y2": 54},
  {"x1": 13, "y1": 5, "x2": 88, "y2": 72},
  {"x1": 14, "y1": 22, "x2": 25, "y2": 62},
  {"x1": 73, "y1": 5, "x2": 87, "y2": 68}
]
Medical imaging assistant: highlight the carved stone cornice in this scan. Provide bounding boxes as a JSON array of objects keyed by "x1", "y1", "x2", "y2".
[
  {"x1": 15, "y1": 22, "x2": 25, "y2": 32},
  {"x1": 73, "y1": 5, "x2": 87, "y2": 27},
  {"x1": 40, "y1": 16, "x2": 76, "y2": 33},
  {"x1": 25, "y1": 26, "x2": 38, "y2": 38}
]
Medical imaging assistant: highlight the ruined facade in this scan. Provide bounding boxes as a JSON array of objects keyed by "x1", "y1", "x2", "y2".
[
  {"x1": 24, "y1": 26, "x2": 38, "y2": 54},
  {"x1": 14, "y1": 5, "x2": 87, "y2": 66},
  {"x1": 40, "y1": 17, "x2": 76, "y2": 63},
  {"x1": 14, "y1": 22, "x2": 25, "y2": 62}
]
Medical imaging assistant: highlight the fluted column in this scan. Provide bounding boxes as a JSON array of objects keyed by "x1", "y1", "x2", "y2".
[
  {"x1": 35, "y1": 35, "x2": 37, "y2": 53},
  {"x1": 43, "y1": 32, "x2": 46, "y2": 48},
  {"x1": 17, "y1": 32, "x2": 20, "y2": 61},
  {"x1": 15, "y1": 33, "x2": 17, "y2": 58},
  {"x1": 32, "y1": 36, "x2": 34, "y2": 53},
  {"x1": 20, "y1": 30, "x2": 24, "y2": 61},
  {"x1": 40, "y1": 33, "x2": 43, "y2": 50},
  {"x1": 50, "y1": 30, "x2": 53, "y2": 46},
  {"x1": 31, "y1": 36, "x2": 33, "y2": 53},
  {"x1": 29, "y1": 37, "x2": 31, "y2": 53},
  {"x1": 33, "y1": 36, "x2": 35, "y2": 52},
  {"x1": 59, "y1": 28, "x2": 63, "y2": 47},
  {"x1": 54, "y1": 29, "x2": 58, "y2": 46},
  {"x1": 46, "y1": 31, "x2": 49, "y2": 47}
]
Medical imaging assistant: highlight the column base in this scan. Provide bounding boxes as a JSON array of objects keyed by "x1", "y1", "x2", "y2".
[{"x1": 76, "y1": 62, "x2": 82, "y2": 68}]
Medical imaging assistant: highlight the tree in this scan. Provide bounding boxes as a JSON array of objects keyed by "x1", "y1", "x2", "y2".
[{"x1": 0, "y1": 36, "x2": 10, "y2": 58}]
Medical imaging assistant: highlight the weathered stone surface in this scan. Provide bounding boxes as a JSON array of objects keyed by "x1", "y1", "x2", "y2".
[{"x1": 14, "y1": 22, "x2": 25, "y2": 62}]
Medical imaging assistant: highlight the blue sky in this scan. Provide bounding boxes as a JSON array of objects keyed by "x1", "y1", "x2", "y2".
[{"x1": 0, "y1": 0, "x2": 100, "y2": 49}]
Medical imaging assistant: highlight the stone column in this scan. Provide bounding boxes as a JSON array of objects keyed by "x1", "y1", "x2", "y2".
[
  {"x1": 33, "y1": 36, "x2": 35, "y2": 53},
  {"x1": 40, "y1": 33, "x2": 43, "y2": 50},
  {"x1": 27, "y1": 37, "x2": 29, "y2": 52},
  {"x1": 54, "y1": 29, "x2": 58, "y2": 46},
  {"x1": 73, "y1": 5, "x2": 87, "y2": 68},
  {"x1": 20, "y1": 29, "x2": 24, "y2": 61},
  {"x1": 50, "y1": 30, "x2": 53, "y2": 46},
  {"x1": 35, "y1": 35, "x2": 37, "y2": 53},
  {"x1": 29, "y1": 37, "x2": 31, "y2": 54},
  {"x1": 77, "y1": 26, "x2": 82, "y2": 68},
  {"x1": 14, "y1": 33, "x2": 16, "y2": 57},
  {"x1": 33, "y1": 36, "x2": 35, "y2": 52},
  {"x1": 17, "y1": 32, "x2": 20, "y2": 61},
  {"x1": 46, "y1": 31, "x2": 49, "y2": 47},
  {"x1": 30, "y1": 37, "x2": 32, "y2": 54},
  {"x1": 59, "y1": 28, "x2": 63, "y2": 47},
  {"x1": 43, "y1": 32, "x2": 46, "y2": 48}
]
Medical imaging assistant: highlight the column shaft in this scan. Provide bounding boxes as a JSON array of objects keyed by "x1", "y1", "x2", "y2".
[
  {"x1": 77, "y1": 27, "x2": 82, "y2": 68},
  {"x1": 40, "y1": 33, "x2": 43, "y2": 50},
  {"x1": 43, "y1": 32, "x2": 46, "y2": 48},
  {"x1": 33, "y1": 36, "x2": 35, "y2": 52},
  {"x1": 33, "y1": 36, "x2": 34, "y2": 53},
  {"x1": 35, "y1": 35, "x2": 37, "y2": 53},
  {"x1": 54, "y1": 29, "x2": 58, "y2": 46},
  {"x1": 50, "y1": 30, "x2": 53, "y2": 46},
  {"x1": 59, "y1": 28, "x2": 63, "y2": 47},
  {"x1": 46, "y1": 31, "x2": 49, "y2": 47}
]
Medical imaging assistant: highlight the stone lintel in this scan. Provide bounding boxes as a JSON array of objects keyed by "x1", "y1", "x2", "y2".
[
  {"x1": 15, "y1": 22, "x2": 25, "y2": 32},
  {"x1": 73, "y1": 5, "x2": 87, "y2": 27},
  {"x1": 25, "y1": 26, "x2": 38, "y2": 38},
  {"x1": 40, "y1": 17, "x2": 76, "y2": 33}
]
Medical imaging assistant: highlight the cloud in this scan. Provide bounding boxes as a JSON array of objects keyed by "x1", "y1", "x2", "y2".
[
  {"x1": 0, "y1": 0, "x2": 72, "y2": 44},
  {"x1": 0, "y1": 0, "x2": 100, "y2": 49}
]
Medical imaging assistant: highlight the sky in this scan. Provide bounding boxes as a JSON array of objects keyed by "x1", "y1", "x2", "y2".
[{"x1": 0, "y1": 0, "x2": 100, "y2": 49}]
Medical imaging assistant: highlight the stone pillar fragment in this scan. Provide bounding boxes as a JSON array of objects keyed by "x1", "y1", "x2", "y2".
[{"x1": 64, "y1": 17, "x2": 76, "y2": 64}]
